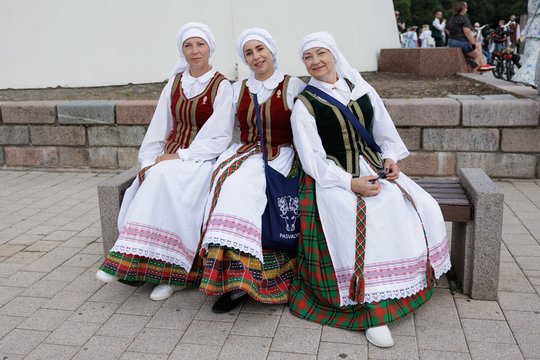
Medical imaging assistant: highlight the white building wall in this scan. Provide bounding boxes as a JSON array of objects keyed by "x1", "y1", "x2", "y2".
[{"x1": 0, "y1": 0, "x2": 398, "y2": 89}]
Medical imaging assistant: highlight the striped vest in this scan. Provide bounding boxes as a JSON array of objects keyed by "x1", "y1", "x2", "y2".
[
  {"x1": 236, "y1": 76, "x2": 293, "y2": 160},
  {"x1": 296, "y1": 81, "x2": 383, "y2": 176},
  {"x1": 163, "y1": 71, "x2": 226, "y2": 155}
]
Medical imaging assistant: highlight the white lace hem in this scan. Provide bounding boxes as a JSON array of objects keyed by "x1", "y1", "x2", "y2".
[
  {"x1": 202, "y1": 237, "x2": 264, "y2": 263},
  {"x1": 111, "y1": 244, "x2": 193, "y2": 272},
  {"x1": 340, "y1": 256, "x2": 452, "y2": 306}
]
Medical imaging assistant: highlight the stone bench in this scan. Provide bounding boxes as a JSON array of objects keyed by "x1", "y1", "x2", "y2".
[
  {"x1": 379, "y1": 48, "x2": 471, "y2": 76},
  {"x1": 98, "y1": 167, "x2": 503, "y2": 300}
]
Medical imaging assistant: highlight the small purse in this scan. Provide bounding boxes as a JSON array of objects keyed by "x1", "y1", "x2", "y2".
[{"x1": 253, "y1": 93, "x2": 299, "y2": 253}]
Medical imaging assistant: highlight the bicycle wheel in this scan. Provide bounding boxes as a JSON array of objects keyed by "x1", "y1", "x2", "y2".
[
  {"x1": 504, "y1": 60, "x2": 515, "y2": 81},
  {"x1": 491, "y1": 58, "x2": 501, "y2": 78}
]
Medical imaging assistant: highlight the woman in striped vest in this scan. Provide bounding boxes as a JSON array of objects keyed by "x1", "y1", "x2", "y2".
[
  {"x1": 289, "y1": 32, "x2": 451, "y2": 347},
  {"x1": 95, "y1": 22, "x2": 234, "y2": 301},
  {"x1": 198, "y1": 28, "x2": 305, "y2": 313}
]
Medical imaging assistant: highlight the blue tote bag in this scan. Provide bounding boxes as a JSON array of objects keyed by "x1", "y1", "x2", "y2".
[{"x1": 252, "y1": 93, "x2": 299, "y2": 253}]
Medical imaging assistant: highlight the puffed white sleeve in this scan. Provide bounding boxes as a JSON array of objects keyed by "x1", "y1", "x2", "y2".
[
  {"x1": 176, "y1": 79, "x2": 234, "y2": 161},
  {"x1": 138, "y1": 78, "x2": 175, "y2": 168},
  {"x1": 286, "y1": 77, "x2": 307, "y2": 108},
  {"x1": 291, "y1": 100, "x2": 352, "y2": 191},
  {"x1": 368, "y1": 88, "x2": 409, "y2": 163}
]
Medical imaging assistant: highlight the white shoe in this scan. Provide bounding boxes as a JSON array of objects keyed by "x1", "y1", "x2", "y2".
[
  {"x1": 149, "y1": 285, "x2": 185, "y2": 301},
  {"x1": 366, "y1": 325, "x2": 394, "y2": 348},
  {"x1": 95, "y1": 270, "x2": 116, "y2": 283}
]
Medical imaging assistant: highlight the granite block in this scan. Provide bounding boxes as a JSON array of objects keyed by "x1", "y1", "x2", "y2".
[
  {"x1": 461, "y1": 99, "x2": 540, "y2": 127},
  {"x1": 456, "y1": 153, "x2": 537, "y2": 178},
  {"x1": 379, "y1": 48, "x2": 468, "y2": 76},
  {"x1": 384, "y1": 98, "x2": 461, "y2": 127},
  {"x1": 89, "y1": 147, "x2": 118, "y2": 168},
  {"x1": 58, "y1": 147, "x2": 90, "y2": 167},
  {"x1": 0, "y1": 125, "x2": 29, "y2": 144},
  {"x1": 57, "y1": 101, "x2": 116, "y2": 125},
  {"x1": 118, "y1": 147, "x2": 139, "y2": 168},
  {"x1": 501, "y1": 129, "x2": 540, "y2": 152},
  {"x1": 30, "y1": 125, "x2": 85, "y2": 146},
  {"x1": 0, "y1": 146, "x2": 4, "y2": 165},
  {"x1": 116, "y1": 100, "x2": 157, "y2": 125},
  {"x1": 88, "y1": 126, "x2": 146, "y2": 146},
  {"x1": 397, "y1": 127, "x2": 421, "y2": 151},
  {"x1": 1, "y1": 101, "x2": 57, "y2": 124},
  {"x1": 423, "y1": 128, "x2": 499, "y2": 151},
  {"x1": 4, "y1": 146, "x2": 58, "y2": 167},
  {"x1": 398, "y1": 151, "x2": 456, "y2": 176}
]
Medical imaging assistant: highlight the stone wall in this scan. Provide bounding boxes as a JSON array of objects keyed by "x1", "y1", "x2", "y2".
[{"x1": 1, "y1": 98, "x2": 539, "y2": 178}]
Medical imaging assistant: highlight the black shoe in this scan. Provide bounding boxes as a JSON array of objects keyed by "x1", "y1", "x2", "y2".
[
  {"x1": 211, "y1": 292, "x2": 248, "y2": 314},
  {"x1": 465, "y1": 57, "x2": 478, "y2": 68}
]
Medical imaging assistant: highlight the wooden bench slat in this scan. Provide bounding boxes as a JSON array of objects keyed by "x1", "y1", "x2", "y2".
[{"x1": 439, "y1": 204, "x2": 471, "y2": 222}]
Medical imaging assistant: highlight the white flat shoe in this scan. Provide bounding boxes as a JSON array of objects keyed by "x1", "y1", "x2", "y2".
[
  {"x1": 366, "y1": 325, "x2": 394, "y2": 348},
  {"x1": 95, "y1": 270, "x2": 116, "y2": 283},
  {"x1": 149, "y1": 285, "x2": 186, "y2": 301}
]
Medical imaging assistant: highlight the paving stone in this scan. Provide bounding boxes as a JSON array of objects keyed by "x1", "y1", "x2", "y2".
[
  {"x1": 416, "y1": 326, "x2": 468, "y2": 352},
  {"x1": 461, "y1": 318, "x2": 516, "y2": 344},
  {"x1": 57, "y1": 101, "x2": 116, "y2": 125},
  {"x1": 5, "y1": 251, "x2": 46, "y2": 265},
  {"x1": 318, "y1": 341, "x2": 368, "y2": 359},
  {"x1": 63, "y1": 267, "x2": 105, "y2": 293},
  {"x1": 389, "y1": 313, "x2": 416, "y2": 336},
  {"x1": 68, "y1": 301, "x2": 120, "y2": 323},
  {"x1": 72, "y1": 335, "x2": 131, "y2": 360},
  {"x1": 146, "y1": 307, "x2": 198, "y2": 331},
  {"x1": 116, "y1": 294, "x2": 162, "y2": 316},
  {"x1": 498, "y1": 292, "x2": 540, "y2": 311},
  {"x1": 499, "y1": 261, "x2": 525, "y2": 277},
  {"x1": 498, "y1": 275, "x2": 537, "y2": 293},
  {"x1": 25, "y1": 240, "x2": 62, "y2": 253},
  {"x1": 86, "y1": 279, "x2": 139, "y2": 306},
  {"x1": 468, "y1": 341, "x2": 524, "y2": 360},
  {"x1": 180, "y1": 320, "x2": 233, "y2": 346},
  {"x1": 368, "y1": 335, "x2": 419, "y2": 359},
  {"x1": 514, "y1": 332, "x2": 540, "y2": 358},
  {"x1": 503, "y1": 233, "x2": 539, "y2": 245},
  {"x1": 0, "y1": 315, "x2": 24, "y2": 338},
  {"x1": 506, "y1": 243, "x2": 540, "y2": 257},
  {"x1": 169, "y1": 343, "x2": 221, "y2": 360},
  {"x1": 18, "y1": 308, "x2": 73, "y2": 331},
  {"x1": 505, "y1": 310, "x2": 540, "y2": 334},
  {"x1": 423, "y1": 128, "x2": 499, "y2": 151},
  {"x1": 21, "y1": 279, "x2": 70, "y2": 298},
  {"x1": 0, "y1": 263, "x2": 24, "y2": 278},
  {"x1": 270, "y1": 326, "x2": 321, "y2": 355},
  {"x1": 241, "y1": 298, "x2": 285, "y2": 315},
  {"x1": 0, "y1": 328, "x2": 50, "y2": 356},
  {"x1": 0, "y1": 286, "x2": 24, "y2": 307},
  {"x1": 0, "y1": 101, "x2": 57, "y2": 124},
  {"x1": 194, "y1": 298, "x2": 240, "y2": 322},
  {"x1": 230, "y1": 312, "x2": 280, "y2": 337},
  {"x1": 127, "y1": 328, "x2": 184, "y2": 355},
  {"x1": 0, "y1": 244, "x2": 26, "y2": 257},
  {"x1": 419, "y1": 350, "x2": 472, "y2": 359},
  {"x1": 44, "y1": 320, "x2": 101, "y2": 346},
  {"x1": 120, "y1": 352, "x2": 168, "y2": 360},
  {"x1": 218, "y1": 334, "x2": 272, "y2": 360},
  {"x1": 97, "y1": 313, "x2": 150, "y2": 338},
  {"x1": 266, "y1": 353, "x2": 316, "y2": 360},
  {"x1": 43, "y1": 290, "x2": 93, "y2": 310},
  {"x1": 454, "y1": 298, "x2": 505, "y2": 320},
  {"x1": 63, "y1": 253, "x2": 102, "y2": 267},
  {"x1": 414, "y1": 291, "x2": 461, "y2": 328},
  {"x1": 0, "y1": 296, "x2": 47, "y2": 317},
  {"x1": 319, "y1": 325, "x2": 367, "y2": 345},
  {"x1": 24, "y1": 343, "x2": 79, "y2": 360},
  {"x1": 278, "y1": 307, "x2": 322, "y2": 329},
  {"x1": 515, "y1": 256, "x2": 540, "y2": 271},
  {"x1": 524, "y1": 270, "x2": 540, "y2": 286}
]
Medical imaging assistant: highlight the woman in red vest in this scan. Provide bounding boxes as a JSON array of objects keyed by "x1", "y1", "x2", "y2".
[
  {"x1": 95, "y1": 22, "x2": 234, "y2": 301},
  {"x1": 199, "y1": 28, "x2": 305, "y2": 313}
]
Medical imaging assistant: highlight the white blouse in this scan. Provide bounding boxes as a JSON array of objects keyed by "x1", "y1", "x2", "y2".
[
  {"x1": 291, "y1": 76, "x2": 408, "y2": 192},
  {"x1": 139, "y1": 68, "x2": 234, "y2": 168},
  {"x1": 232, "y1": 70, "x2": 306, "y2": 111}
]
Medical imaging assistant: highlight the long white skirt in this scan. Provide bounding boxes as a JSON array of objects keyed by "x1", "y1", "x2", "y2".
[
  {"x1": 111, "y1": 158, "x2": 213, "y2": 272},
  {"x1": 200, "y1": 143, "x2": 294, "y2": 262},
  {"x1": 317, "y1": 156, "x2": 451, "y2": 306}
]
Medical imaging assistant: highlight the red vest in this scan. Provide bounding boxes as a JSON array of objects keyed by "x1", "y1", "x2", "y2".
[
  {"x1": 163, "y1": 71, "x2": 226, "y2": 155},
  {"x1": 236, "y1": 76, "x2": 293, "y2": 160}
]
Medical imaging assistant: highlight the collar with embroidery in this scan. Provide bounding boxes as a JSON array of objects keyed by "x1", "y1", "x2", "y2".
[{"x1": 246, "y1": 70, "x2": 284, "y2": 94}]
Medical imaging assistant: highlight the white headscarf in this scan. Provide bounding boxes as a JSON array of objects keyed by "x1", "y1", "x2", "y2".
[
  {"x1": 170, "y1": 22, "x2": 216, "y2": 77},
  {"x1": 298, "y1": 31, "x2": 372, "y2": 100},
  {"x1": 236, "y1": 28, "x2": 279, "y2": 69}
]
